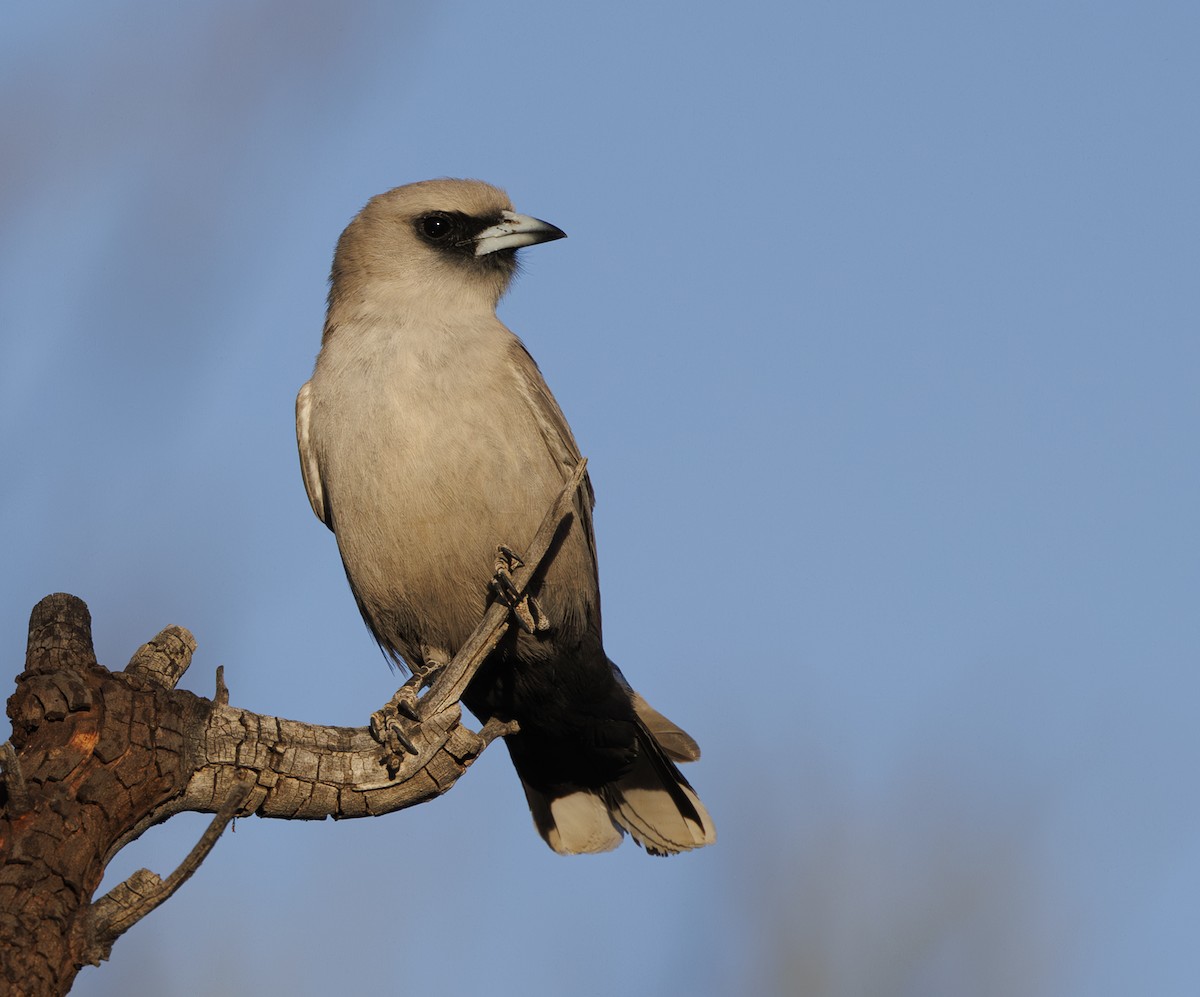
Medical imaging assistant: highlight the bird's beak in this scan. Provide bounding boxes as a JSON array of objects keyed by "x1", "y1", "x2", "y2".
[{"x1": 473, "y1": 210, "x2": 566, "y2": 256}]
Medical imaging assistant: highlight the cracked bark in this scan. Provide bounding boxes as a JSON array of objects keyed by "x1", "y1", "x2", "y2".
[
  {"x1": 0, "y1": 594, "x2": 491, "y2": 996},
  {"x1": 0, "y1": 458, "x2": 588, "y2": 995}
]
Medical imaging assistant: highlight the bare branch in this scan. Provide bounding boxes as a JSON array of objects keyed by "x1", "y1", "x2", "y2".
[
  {"x1": 24, "y1": 592, "x2": 98, "y2": 674},
  {"x1": 87, "y1": 772, "x2": 256, "y2": 962},
  {"x1": 1, "y1": 595, "x2": 495, "y2": 992},
  {"x1": 0, "y1": 465, "x2": 590, "y2": 991},
  {"x1": 187, "y1": 698, "x2": 481, "y2": 820},
  {"x1": 125, "y1": 625, "x2": 196, "y2": 689},
  {"x1": 478, "y1": 717, "x2": 521, "y2": 746}
]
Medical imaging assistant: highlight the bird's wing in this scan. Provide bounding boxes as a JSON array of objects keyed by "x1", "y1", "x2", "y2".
[
  {"x1": 506, "y1": 337, "x2": 599, "y2": 568},
  {"x1": 507, "y1": 339, "x2": 583, "y2": 461},
  {"x1": 296, "y1": 380, "x2": 332, "y2": 529}
]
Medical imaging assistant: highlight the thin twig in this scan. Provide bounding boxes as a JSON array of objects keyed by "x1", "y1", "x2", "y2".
[
  {"x1": 89, "y1": 771, "x2": 254, "y2": 960},
  {"x1": 478, "y1": 717, "x2": 521, "y2": 747},
  {"x1": 416, "y1": 458, "x2": 589, "y2": 720}
]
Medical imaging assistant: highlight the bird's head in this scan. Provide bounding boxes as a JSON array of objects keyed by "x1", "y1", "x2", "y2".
[{"x1": 326, "y1": 178, "x2": 566, "y2": 321}]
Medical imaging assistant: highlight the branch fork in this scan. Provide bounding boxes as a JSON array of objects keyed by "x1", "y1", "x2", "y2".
[{"x1": 0, "y1": 460, "x2": 591, "y2": 993}]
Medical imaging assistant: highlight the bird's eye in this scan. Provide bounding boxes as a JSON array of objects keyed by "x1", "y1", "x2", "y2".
[{"x1": 419, "y1": 214, "x2": 454, "y2": 240}]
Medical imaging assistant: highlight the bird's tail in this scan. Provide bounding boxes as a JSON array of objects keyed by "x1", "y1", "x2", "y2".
[{"x1": 518, "y1": 696, "x2": 716, "y2": 856}]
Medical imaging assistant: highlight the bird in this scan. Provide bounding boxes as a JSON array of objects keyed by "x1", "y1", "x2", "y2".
[{"x1": 296, "y1": 178, "x2": 714, "y2": 855}]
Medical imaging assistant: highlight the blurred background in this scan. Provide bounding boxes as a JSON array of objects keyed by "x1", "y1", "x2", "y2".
[{"x1": 2, "y1": 2, "x2": 1198, "y2": 994}]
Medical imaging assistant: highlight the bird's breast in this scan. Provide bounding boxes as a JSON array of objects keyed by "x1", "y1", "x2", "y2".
[{"x1": 308, "y1": 315, "x2": 583, "y2": 653}]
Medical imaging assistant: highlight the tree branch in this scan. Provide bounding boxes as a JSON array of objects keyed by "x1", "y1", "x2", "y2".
[
  {"x1": 124, "y1": 625, "x2": 196, "y2": 690},
  {"x1": 0, "y1": 596, "x2": 489, "y2": 996},
  {"x1": 86, "y1": 771, "x2": 255, "y2": 963},
  {"x1": 0, "y1": 462, "x2": 591, "y2": 995}
]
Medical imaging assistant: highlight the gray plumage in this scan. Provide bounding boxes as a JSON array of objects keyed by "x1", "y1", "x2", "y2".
[{"x1": 297, "y1": 179, "x2": 714, "y2": 855}]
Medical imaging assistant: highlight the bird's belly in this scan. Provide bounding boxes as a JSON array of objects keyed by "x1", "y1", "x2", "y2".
[{"x1": 315, "y1": 363, "x2": 591, "y2": 662}]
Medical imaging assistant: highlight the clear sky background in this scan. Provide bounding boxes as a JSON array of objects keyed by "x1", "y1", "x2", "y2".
[{"x1": 2, "y1": 3, "x2": 1198, "y2": 995}]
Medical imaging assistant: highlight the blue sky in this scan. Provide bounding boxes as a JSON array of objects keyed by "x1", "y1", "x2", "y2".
[{"x1": 2, "y1": 2, "x2": 1198, "y2": 994}]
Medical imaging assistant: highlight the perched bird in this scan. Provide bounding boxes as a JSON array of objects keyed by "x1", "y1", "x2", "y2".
[{"x1": 296, "y1": 179, "x2": 714, "y2": 855}]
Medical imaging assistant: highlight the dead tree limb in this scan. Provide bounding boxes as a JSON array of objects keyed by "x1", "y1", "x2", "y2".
[
  {"x1": 0, "y1": 460, "x2": 591, "y2": 996},
  {"x1": 0, "y1": 594, "x2": 487, "y2": 996}
]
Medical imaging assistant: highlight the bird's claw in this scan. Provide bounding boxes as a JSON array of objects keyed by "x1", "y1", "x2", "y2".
[
  {"x1": 370, "y1": 677, "x2": 425, "y2": 773},
  {"x1": 491, "y1": 544, "x2": 550, "y2": 634},
  {"x1": 493, "y1": 545, "x2": 524, "y2": 594}
]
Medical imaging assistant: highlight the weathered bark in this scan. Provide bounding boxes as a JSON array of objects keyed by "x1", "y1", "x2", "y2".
[
  {"x1": 0, "y1": 595, "x2": 489, "y2": 996},
  {"x1": 0, "y1": 463, "x2": 587, "y2": 995}
]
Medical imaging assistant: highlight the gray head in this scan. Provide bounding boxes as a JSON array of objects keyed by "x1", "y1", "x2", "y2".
[{"x1": 326, "y1": 179, "x2": 566, "y2": 324}]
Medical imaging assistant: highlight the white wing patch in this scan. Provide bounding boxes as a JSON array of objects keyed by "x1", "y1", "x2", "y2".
[{"x1": 296, "y1": 380, "x2": 329, "y2": 526}]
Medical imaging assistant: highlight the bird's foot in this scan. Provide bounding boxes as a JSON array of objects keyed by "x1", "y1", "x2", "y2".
[
  {"x1": 370, "y1": 674, "x2": 424, "y2": 774},
  {"x1": 491, "y1": 544, "x2": 550, "y2": 634}
]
